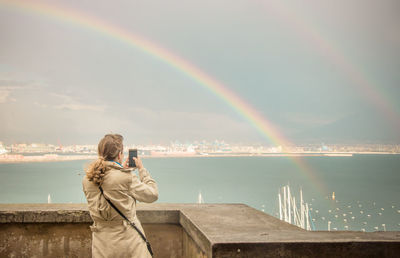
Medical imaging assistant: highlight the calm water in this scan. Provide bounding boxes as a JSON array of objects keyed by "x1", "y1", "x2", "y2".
[{"x1": 0, "y1": 155, "x2": 399, "y2": 232}]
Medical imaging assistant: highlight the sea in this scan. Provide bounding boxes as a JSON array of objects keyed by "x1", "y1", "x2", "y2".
[{"x1": 0, "y1": 155, "x2": 399, "y2": 232}]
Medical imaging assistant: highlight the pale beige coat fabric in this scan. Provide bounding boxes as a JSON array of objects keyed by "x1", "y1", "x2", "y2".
[{"x1": 82, "y1": 161, "x2": 158, "y2": 258}]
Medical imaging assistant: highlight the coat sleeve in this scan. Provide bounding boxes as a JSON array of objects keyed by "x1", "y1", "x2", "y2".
[{"x1": 129, "y1": 167, "x2": 158, "y2": 203}]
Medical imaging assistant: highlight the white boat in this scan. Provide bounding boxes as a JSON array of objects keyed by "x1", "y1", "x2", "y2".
[{"x1": 197, "y1": 191, "x2": 204, "y2": 204}]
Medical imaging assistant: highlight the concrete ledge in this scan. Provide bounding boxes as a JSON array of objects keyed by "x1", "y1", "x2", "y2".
[{"x1": 1, "y1": 203, "x2": 399, "y2": 257}]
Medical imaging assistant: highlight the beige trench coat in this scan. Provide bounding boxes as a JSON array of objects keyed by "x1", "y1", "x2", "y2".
[{"x1": 82, "y1": 161, "x2": 158, "y2": 258}]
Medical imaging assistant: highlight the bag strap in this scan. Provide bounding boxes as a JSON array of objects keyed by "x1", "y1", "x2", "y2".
[{"x1": 99, "y1": 186, "x2": 153, "y2": 256}]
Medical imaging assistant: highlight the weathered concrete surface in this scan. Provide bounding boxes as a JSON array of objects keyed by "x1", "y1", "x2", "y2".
[
  {"x1": 138, "y1": 203, "x2": 400, "y2": 257},
  {"x1": 1, "y1": 203, "x2": 399, "y2": 257},
  {"x1": 143, "y1": 224, "x2": 183, "y2": 258},
  {"x1": 0, "y1": 222, "x2": 182, "y2": 258},
  {"x1": 0, "y1": 203, "x2": 91, "y2": 223},
  {"x1": 212, "y1": 242, "x2": 400, "y2": 258},
  {"x1": 182, "y1": 228, "x2": 207, "y2": 258},
  {"x1": 0, "y1": 223, "x2": 92, "y2": 258}
]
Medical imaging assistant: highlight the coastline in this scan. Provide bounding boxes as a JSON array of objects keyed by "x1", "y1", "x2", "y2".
[
  {"x1": 0, "y1": 152, "x2": 398, "y2": 164},
  {"x1": 0, "y1": 154, "x2": 97, "y2": 164}
]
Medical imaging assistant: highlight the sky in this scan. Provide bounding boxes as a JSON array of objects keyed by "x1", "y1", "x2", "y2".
[{"x1": 0, "y1": 0, "x2": 399, "y2": 145}]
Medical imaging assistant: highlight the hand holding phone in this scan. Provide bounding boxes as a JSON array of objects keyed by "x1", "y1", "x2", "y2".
[
  {"x1": 132, "y1": 157, "x2": 143, "y2": 170},
  {"x1": 128, "y1": 149, "x2": 137, "y2": 168}
]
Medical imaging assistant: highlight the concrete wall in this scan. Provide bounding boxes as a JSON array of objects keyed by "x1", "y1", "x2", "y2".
[
  {"x1": 0, "y1": 223, "x2": 193, "y2": 258},
  {"x1": 212, "y1": 242, "x2": 400, "y2": 258},
  {"x1": 182, "y1": 229, "x2": 207, "y2": 258},
  {"x1": 144, "y1": 224, "x2": 184, "y2": 258},
  {"x1": 0, "y1": 204, "x2": 399, "y2": 258},
  {"x1": 1, "y1": 223, "x2": 91, "y2": 258}
]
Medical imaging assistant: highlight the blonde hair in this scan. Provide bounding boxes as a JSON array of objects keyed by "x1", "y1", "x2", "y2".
[{"x1": 85, "y1": 134, "x2": 124, "y2": 185}]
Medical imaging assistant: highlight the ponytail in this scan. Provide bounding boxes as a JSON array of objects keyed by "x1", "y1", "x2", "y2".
[{"x1": 85, "y1": 157, "x2": 108, "y2": 185}]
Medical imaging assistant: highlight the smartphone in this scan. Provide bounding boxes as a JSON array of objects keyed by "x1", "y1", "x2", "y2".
[{"x1": 128, "y1": 149, "x2": 138, "y2": 168}]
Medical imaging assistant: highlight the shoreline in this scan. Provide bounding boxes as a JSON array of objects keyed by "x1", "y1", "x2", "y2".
[
  {"x1": 0, "y1": 154, "x2": 97, "y2": 164},
  {"x1": 0, "y1": 152, "x2": 399, "y2": 164}
]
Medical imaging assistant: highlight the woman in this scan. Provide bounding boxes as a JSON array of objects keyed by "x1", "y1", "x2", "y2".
[{"x1": 82, "y1": 134, "x2": 158, "y2": 258}]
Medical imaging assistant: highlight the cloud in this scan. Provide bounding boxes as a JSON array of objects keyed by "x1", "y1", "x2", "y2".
[
  {"x1": 0, "y1": 78, "x2": 43, "y2": 89},
  {"x1": 0, "y1": 80, "x2": 105, "y2": 111},
  {"x1": 283, "y1": 112, "x2": 341, "y2": 127},
  {"x1": 54, "y1": 103, "x2": 106, "y2": 111},
  {"x1": 113, "y1": 107, "x2": 256, "y2": 143},
  {"x1": 33, "y1": 102, "x2": 48, "y2": 108},
  {"x1": 0, "y1": 79, "x2": 43, "y2": 103},
  {"x1": 50, "y1": 93, "x2": 107, "y2": 112},
  {"x1": 0, "y1": 87, "x2": 17, "y2": 103}
]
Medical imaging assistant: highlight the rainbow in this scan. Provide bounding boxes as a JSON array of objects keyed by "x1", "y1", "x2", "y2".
[
  {"x1": 0, "y1": 0, "x2": 327, "y2": 194},
  {"x1": 264, "y1": 1, "x2": 400, "y2": 128}
]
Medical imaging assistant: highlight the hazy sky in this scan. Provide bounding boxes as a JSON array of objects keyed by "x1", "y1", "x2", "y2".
[{"x1": 1, "y1": 0, "x2": 399, "y2": 145}]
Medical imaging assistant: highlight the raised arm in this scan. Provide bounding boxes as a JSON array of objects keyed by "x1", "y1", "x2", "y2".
[{"x1": 128, "y1": 157, "x2": 158, "y2": 203}]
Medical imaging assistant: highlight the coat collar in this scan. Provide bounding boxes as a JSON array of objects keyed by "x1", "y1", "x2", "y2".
[{"x1": 104, "y1": 161, "x2": 134, "y2": 173}]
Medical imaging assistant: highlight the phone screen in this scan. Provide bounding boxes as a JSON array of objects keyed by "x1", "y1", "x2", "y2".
[{"x1": 128, "y1": 149, "x2": 137, "y2": 168}]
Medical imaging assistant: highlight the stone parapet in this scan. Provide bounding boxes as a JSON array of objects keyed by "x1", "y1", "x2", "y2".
[{"x1": 0, "y1": 203, "x2": 399, "y2": 257}]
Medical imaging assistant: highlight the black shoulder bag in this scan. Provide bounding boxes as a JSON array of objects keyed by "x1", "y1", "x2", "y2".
[{"x1": 99, "y1": 186, "x2": 153, "y2": 256}]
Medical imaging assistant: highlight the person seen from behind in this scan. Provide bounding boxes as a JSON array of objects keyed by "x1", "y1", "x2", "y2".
[{"x1": 82, "y1": 134, "x2": 158, "y2": 257}]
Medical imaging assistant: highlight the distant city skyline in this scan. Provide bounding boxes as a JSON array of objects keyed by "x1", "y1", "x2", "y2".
[
  {"x1": 2, "y1": 140, "x2": 399, "y2": 149},
  {"x1": 1, "y1": 0, "x2": 399, "y2": 145}
]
